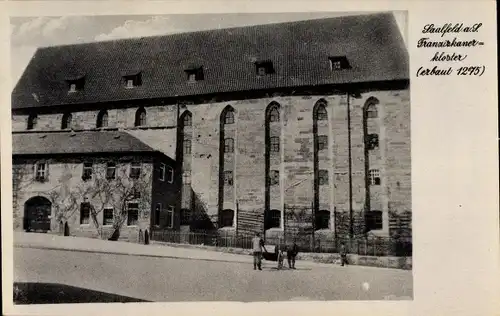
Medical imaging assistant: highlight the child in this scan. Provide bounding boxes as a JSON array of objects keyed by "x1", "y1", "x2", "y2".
[{"x1": 277, "y1": 245, "x2": 285, "y2": 270}]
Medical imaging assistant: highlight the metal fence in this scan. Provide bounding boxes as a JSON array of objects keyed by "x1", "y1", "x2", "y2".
[{"x1": 150, "y1": 229, "x2": 412, "y2": 257}]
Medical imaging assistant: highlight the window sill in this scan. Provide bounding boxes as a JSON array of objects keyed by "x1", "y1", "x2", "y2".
[{"x1": 80, "y1": 224, "x2": 90, "y2": 227}]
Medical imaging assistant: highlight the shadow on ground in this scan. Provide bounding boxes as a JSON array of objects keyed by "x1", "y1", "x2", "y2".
[{"x1": 14, "y1": 282, "x2": 149, "y2": 304}]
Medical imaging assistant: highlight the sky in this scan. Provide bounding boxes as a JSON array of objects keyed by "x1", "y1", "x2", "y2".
[{"x1": 10, "y1": 11, "x2": 407, "y2": 89}]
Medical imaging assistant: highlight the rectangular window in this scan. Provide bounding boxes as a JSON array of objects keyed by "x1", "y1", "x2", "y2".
[
  {"x1": 269, "y1": 170, "x2": 279, "y2": 185},
  {"x1": 80, "y1": 202, "x2": 90, "y2": 225},
  {"x1": 318, "y1": 170, "x2": 328, "y2": 185},
  {"x1": 182, "y1": 171, "x2": 192, "y2": 185},
  {"x1": 167, "y1": 166, "x2": 174, "y2": 183},
  {"x1": 159, "y1": 163, "x2": 166, "y2": 181},
  {"x1": 270, "y1": 136, "x2": 280, "y2": 152},
  {"x1": 127, "y1": 203, "x2": 139, "y2": 226},
  {"x1": 366, "y1": 210, "x2": 383, "y2": 230},
  {"x1": 185, "y1": 67, "x2": 204, "y2": 82},
  {"x1": 366, "y1": 134, "x2": 379, "y2": 150},
  {"x1": 166, "y1": 206, "x2": 174, "y2": 228},
  {"x1": 183, "y1": 139, "x2": 192, "y2": 155},
  {"x1": 69, "y1": 83, "x2": 77, "y2": 93},
  {"x1": 224, "y1": 138, "x2": 234, "y2": 153},
  {"x1": 82, "y1": 162, "x2": 93, "y2": 181},
  {"x1": 103, "y1": 208, "x2": 114, "y2": 226},
  {"x1": 34, "y1": 162, "x2": 47, "y2": 181},
  {"x1": 329, "y1": 56, "x2": 351, "y2": 70},
  {"x1": 224, "y1": 171, "x2": 233, "y2": 186},
  {"x1": 154, "y1": 203, "x2": 161, "y2": 226},
  {"x1": 131, "y1": 186, "x2": 141, "y2": 199},
  {"x1": 123, "y1": 73, "x2": 142, "y2": 88},
  {"x1": 255, "y1": 61, "x2": 274, "y2": 76},
  {"x1": 369, "y1": 169, "x2": 381, "y2": 185},
  {"x1": 317, "y1": 135, "x2": 328, "y2": 151},
  {"x1": 66, "y1": 78, "x2": 85, "y2": 93},
  {"x1": 106, "y1": 162, "x2": 116, "y2": 180},
  {"x1": 180, "y1": 209, "x2": 191, "y2": 225},
  {"x1": 129, "y1": 162, "x2": 141, "y2": 179}
]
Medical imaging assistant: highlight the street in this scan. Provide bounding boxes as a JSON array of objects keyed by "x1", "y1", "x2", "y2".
[{"x1": 14, "y1": 247, "x2": 412, "y2": 302}]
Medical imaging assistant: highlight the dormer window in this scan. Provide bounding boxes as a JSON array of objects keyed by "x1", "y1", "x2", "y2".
[
  {"x1": 66, "y1": 76, "x2": 85, "y2": 93},
  {"x1": 185, "y1": 66, "x2": 204, "y2": 82},
  {"x1": 123, "y1": 72, "x2": 142, "y2": 89},
  {"x1": 255, "y1": 60, "x2": 275, "y2": 76},
  {"x1": 329, "y1": 56, "x2": 351, "y2": 70}
]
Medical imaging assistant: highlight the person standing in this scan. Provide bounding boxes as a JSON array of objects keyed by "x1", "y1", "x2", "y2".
[
  {"x1": 252, "y1": 232, "x2": 264, "y2": 270},
  {"x1": 340, "y1": 243, "x2": 348, "y2": 266},
  {"x1": 287, "y1": 240, "x2": 299, "y2": 269}
]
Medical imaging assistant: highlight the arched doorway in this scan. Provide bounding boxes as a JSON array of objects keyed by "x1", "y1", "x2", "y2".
[
  {"x1": 24, "y1": 196, "x2": 52, "y2": 232},
  {"x1": 144, "y1": 229, "x2": 150, "y2": 245},
  {"x1": 64, "y1": 222, "x2": 70, "y2": 236}
]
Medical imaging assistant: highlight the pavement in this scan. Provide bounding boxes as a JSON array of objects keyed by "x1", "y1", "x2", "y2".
[{"x1": 13, "y1": 232, "x2": 399, "y2": 271}]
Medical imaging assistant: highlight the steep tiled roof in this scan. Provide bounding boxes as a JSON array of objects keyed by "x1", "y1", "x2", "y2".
[
  {"x1": 12, "y1": 12, "x2": 408, "y2": 109},
  {"x1": 12, "y1": 130, "x2": 159, "y2": 156}
]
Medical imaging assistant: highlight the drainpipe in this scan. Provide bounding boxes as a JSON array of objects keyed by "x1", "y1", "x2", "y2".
[{"x1": 347, "y1": 92, "x2": 354, "y2": 239}]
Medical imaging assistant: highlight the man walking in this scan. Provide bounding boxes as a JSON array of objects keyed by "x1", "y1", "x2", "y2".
[
  {"x1": 287, "y1": 240, "x2": 299, "y2": 269},
  {"x1": 340, "y1": 242, "x2": 348, "y2": 266},
  {"x1": 252, "y1": 232, "x2": 264, "y2": 270}
]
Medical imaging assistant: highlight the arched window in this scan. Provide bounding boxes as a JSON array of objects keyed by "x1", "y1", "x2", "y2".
[
  {"x1": 364, "y1": 97, "x2": 379, "y2": 119},
  {"x1": 223, "y1": 107, "x2": 234, "y2": 125},
  {"x1": 182, "y1": 112, "x2": 192, "y2": 127},
  {"x1": 264, "y1": 209, "x2": 281, "y2": 229},
  {"x1": 135, "y1": 107, "x2": 146, "y2": 127},
  {"x1": 269, "y1": 136, "x2": 280, "y2": 152},
  {"x1": 27, "y1": 114, "x2": 38, "y2": 130},
  {"x1": 220, "y1": 209, "x2": 234, "y2": 227},
  {"x1": 224, "y1": 138, "x2": 234, "y2": 153},
  {"x1": 314, "y1": 102, "x2": 328, "y2": 121},
  {"x1": 96, "y1": 110, "x2": 108, "y2": 128},
  {"x1": 268, "y1": 106, "x2": 280, "y2": 122},
  {"x1": 61, "y1": 113, "x2": 72, "y2": 130},
  {"x1": 315, "y1": 210, "x2": 330, "y2": 230}
]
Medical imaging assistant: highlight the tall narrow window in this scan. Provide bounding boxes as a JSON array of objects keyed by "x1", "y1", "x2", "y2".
[
  {"x1": 269, "y1": 170, "x2": 279, "y2": 185},
  {"x1": 316, "y1": 135, "x2": 328, "y2": 151},
  {"x1": 61, "y1": 113, "x2": 72, "y2": 130},
  {"x1": 315, "y1": 210, "x2": 330, "y2": 230},
  {"x1": 224, "y1": 138, "x2": 234, "y2": 153},
  {"x1": 223, "y1": 109, "x2": 234, "y2": 125},
  {"x1": 366, "y1": 103, "x2": 378, "y2": 118},
  {"x1": 159, "y1": 163, "x2": 166, "y2": 181},
  {"x1": 314, "y1": 104, "x2": 328, "y2": 121},
  {"x1": 220, "y1": 209, "x2": 234, "y2": 227},
  {"x1": 166, "y1": 206, "x2": 174, "y2": 228},
  {"x1": 318, "y1": 170, "x2": 328, "y2": 185},
  {"x1": 103, "y1": 208, "x2": 114, "y2": 226},
  {"x1": 127, "y1": 203, "x2": 139, "y2": 226},
  {"x1": 106, "y1": 162, "x2": 116, "y2": 179},
  {"x1": 135, "y1": 107, "x2": 146, "y2": 127},
  {"x1": 268, "y1": 106, "x2": 280, "y2": 122},
  {"x1": 366, "y1": 133, "x2": 379, "y2": 150},
  {"x1": 27, "y1": 114, "x2": 38, "y2": 130},
  {"x1": 96, "y1": 110, "x2": 109, "y2": 128},
  {"x1": 182, "y1": 112, "x2": 192, "y2": 127},
  {"x1": 166, "y1": 166, "x2": 174, "y2": 183},
  {"x1": 154, "y1": 203, "x2": 161, "y2": 226},
  {"x1": 224, "y1": 171, "x2": 233, "y2": 186},
  {"x1": 183, "y1": 139, "x2": 192, "y2": 155},
  {"x1": 129, "y1": 162, "x2": 141, "y2": 179},
  {"x1": 34, "y1": 162, "x2": 48, "y2": 181},
  {"x1": 82, "y1": 162, "x2": 93, "y2": 181},
  {"x1": 80, "y1": 202, "x2": 90, "y2": 225},
  {"x1": 369, "y1": 169, "x2": 381, "y2": 185}
]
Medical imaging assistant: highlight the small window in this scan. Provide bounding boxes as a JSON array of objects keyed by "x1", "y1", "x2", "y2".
[
  {"x1": 316, "y1": 135, "x2": 328, "y2": 151},
  {"x1": 270, "y1": 136, "x2": 280, "y2": 152},
  {"x1": 315, "y1": 210, "x2": 330, "y2": 230},
  {"x1": 27, "y1": 114, "x2": 38, "y2": 130},
  {"x1": 82, "y1": 162, "x2": 93, "y2": 181},
  {"x1": 183, "y1": 139, "x2": 192, "y2": 155},
  {"x1": 366, "y1": 103, "x2": 378, "y2": 118},
  {"x1": 329, "y1": 56, "x2": 351, "y2": 70},
  {"x1": 129, "y1": 162, "x2": 141, "y2": 179},
  {"x1": 123, "y1": 73, "x2": 142, "y2": 88},
  {"x1": 268, "y1": 107, "x2": 279, "y2": 122},
  {"x1": 223, "y1": 110, "x2": 234, "y2": 125},
  {"x1": 166, "y1": 166, "x2": 174, "y2": 183},
  {"x1": 318, "y1": 169, "x2": 328, "y2": 185},
  {"x1": 366, "y1": 134, "x2": 379, "y2": 150},
  {"x1": 131, "y1": 186, "x2": 141, "y2": 199},
  {"x1": 185, "y1": 67, "x2": 204, "y2": 82},
  {"x1": 135, "y1": 107, "x2": 147, "y2": 127},
  {"x1": 61, "y1": 113, "x2": 73, "y2": 130},
  {"x1": 315, "y1": 106, "x2": 328, "y2": 121},
  {"x1": 224, "y1": 171, "x2": 233, "y2": 186},
  {"x1": 106, "y1": 162, "x2": 116, "y2": 180},
  {"x1": 127, "y1": 203, "x2": 139, "y2": 226},
  {"x1": 154, "y1": 203, "x2": 161, "y2": 226},
  {"x1": 166, "y1": 206, "x2": 174, "y2": 228},
  {"x1": 182, "y1": 171, "x2": 192, "y2": 185},
  {"x1": 34, "y1": 162, "x2": 48, "y2": 182},
  {"x1": 366, "y1": 210, "x2": 383, "y2": 230},
  {"x1": 103, "y1": 208, "x2": 114, "y2": 226},
  {"x1": 269, "y1": 170, "x2": 279, "y2": 186},
  {"x1": 220, "y1": 209, "x2": 234, "y2": 227},
  {"x1": 264, "y1": 209, "x2": 281, "y2": 229},
  {"x1": 369, "y1": 169, "x2": 381, "y2": 185},
  {"x1": 80, "y1": 202, "x2": 90, "y2": 225},
  {"x1": 180, "y1": 209, "x2": 191, "y2": 225},
  {"x1": 96, "y1": 110, "x2": 109, "y2": 128},
  {"x1": 67, "y1": 78, "x2": 85, "y2": 93},
  {"x1": 159, "y1": 163, "x2": 166, "y2": 181},
  {"x1": 182, "y1": 113, "x2": 192, "y2": 127},
  {"x1": 255, "y1": 61, "x2": 275, "y2": 76},
  {"x1": 224, "y1": 138, "x2": 234, "y2": 153}
]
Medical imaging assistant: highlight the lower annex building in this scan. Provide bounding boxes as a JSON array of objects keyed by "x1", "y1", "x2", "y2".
[{"x1": 11, "y1": 12, "x2": 411, "y2": 243}]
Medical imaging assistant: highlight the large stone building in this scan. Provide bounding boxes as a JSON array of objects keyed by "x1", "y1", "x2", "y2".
[{"x1": 12, "y1": 12, "x2": 410, "y2": 243}]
